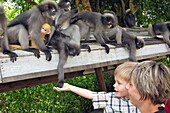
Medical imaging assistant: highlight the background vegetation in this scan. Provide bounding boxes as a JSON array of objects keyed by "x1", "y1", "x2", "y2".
[{"x1": 0, "y1": 0, "x2": 169, "y2": 112}]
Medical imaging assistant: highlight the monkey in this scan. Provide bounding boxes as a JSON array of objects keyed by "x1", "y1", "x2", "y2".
[
  {"x1": 0, "y1": 3, "x2": 18, "y2": 62},
  {"x1": 50, "y1": 21, "x2": 81, "y2": 88},
  {"x1": 9, "y1": 23, "x2": 51, "y2": 50},
  {"x1": 47, "y1": 7, "x2": 84, "y2": 87},
  {"x1": 7, "y1": 0, "x2": 58, "y2": 61},
  {"x1": 107, "y1": 26, "x2": 145, "y2": 62},
  {"x1": 70, "y1": 10, "x2": 118, "y2": 54},
  {"x1": 148, "y1": 22, "x2": 170, "y2": 48},
  {"x1": 57, "y1": 0, "x2": 71, "y2": 11},
  {"x1": 124, "y1": 9, "x2": 136, "y2": 28}
]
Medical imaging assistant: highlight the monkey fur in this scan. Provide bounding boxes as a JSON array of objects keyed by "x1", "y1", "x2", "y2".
[
  {"x1": 70, "y1": 10, "x2": 118, "y2": 54},
  {"x1": 125, "y1": 9, "x2": 136, "y2": 28},
  {"x1": 148, "y1": 22, "x2": 170, "y2": 48},
  {"x1": 0, "y1": 3, "x2": 18, "y2": 62},
  {"x1": 108, "y1": 26, "x2": 145, "y2": 62},
  {"x1": 9, "y1": 23, "x2": 51, "y2": 49},
  {"x1": 7, "y1": 0, "x2": 58, "y2": 61}
]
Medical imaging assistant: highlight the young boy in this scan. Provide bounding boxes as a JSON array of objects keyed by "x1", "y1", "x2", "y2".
[
  {"x1": 126, "y1": 61, "x2": 170, "y2": 113},
  {"x1": 53, "y1": 62, "x2": 140, "y2": 113}
]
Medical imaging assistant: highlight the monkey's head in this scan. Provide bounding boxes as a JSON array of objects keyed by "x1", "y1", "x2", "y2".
[
  {"x1": 41, "y1": 23, "x2": 51, "y2": 35},
  {"x1": 57, "y1": 0, "x2": 71, "y2": 11},
  {"x1": 135, "y1": 37, "x2": 145, "y2": 49},
  {"x1": 38, "y1": 0, "x2": 58, "y2": 19},
  {"x1": 102, "y1": 11, "x2": 118, "y2": 28}
]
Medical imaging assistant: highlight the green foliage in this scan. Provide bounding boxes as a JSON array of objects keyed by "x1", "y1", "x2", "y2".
[
  {"x1": 157, "y1": 58, "x2": 170, "y2": 68},
  {"x1": 0, "y1": 73, "x2": 114, "y2": 112},
  {"x1": 136, "y1": 0, "x2": 170, "y2": 27}
]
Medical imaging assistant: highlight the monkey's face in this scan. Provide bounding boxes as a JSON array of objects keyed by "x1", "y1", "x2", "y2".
[
  {"x1": 41, "y1": 24, "x2": 51, "y2": 34},
  {"x1": 58, "y1": 0, "x2": 71, "y2": 11},
  {"x1": 102, "y1": 13, "x2": 117, "y2": 28},
  {"x1": 136, "y1": 38, "x2": 145, "y2": 49}
]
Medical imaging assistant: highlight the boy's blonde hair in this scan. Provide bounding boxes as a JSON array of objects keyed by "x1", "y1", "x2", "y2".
[
  {"x1": 130, "y1": 61, "x2": 170, "y2": 105},
  {"x1": 114, "y1": 62, "x2": 138, "y2": 82}
]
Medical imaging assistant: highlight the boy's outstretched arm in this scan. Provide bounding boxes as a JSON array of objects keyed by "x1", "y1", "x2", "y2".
[{"x1": 53, "y1": 83, "x2": 93, "y2": 99}]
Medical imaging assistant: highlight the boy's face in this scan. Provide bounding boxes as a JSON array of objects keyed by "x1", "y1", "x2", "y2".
[
  {"x1": 113, "y1": 76, "x2": 129, "y2": 98},
  {"x1": 126, "y1": 76, "x2": 142, "y2": 107}
]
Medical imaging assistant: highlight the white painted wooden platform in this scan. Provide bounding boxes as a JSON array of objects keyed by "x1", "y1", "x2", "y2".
[
  {"x1": 0, "y1": 43, "x2": 169, "y2": 84},
  {"x1": 0, "y1": 27, "x2": 170, "y2": 85}
]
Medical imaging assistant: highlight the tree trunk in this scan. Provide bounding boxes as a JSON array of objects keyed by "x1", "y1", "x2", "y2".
[{"x1": 75, "y1": 0, "x2": 92, "y2": 11}]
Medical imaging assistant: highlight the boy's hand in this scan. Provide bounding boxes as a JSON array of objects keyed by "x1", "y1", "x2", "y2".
[{"x1": 53, "y1": 83, "x2": 71, "y2": 91}]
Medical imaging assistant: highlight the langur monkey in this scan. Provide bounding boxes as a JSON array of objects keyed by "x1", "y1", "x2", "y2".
[
  {"x1": 148, "y1": 22, "x2": 170, "y2": 48},
  {"x1": 70, "y1": 10, "x2": 118, "y2": 54},
  {"x1": 7, "y1": 0, "x2": 58, "y2": 61},
  {"x1": 108, "y1": 26, "x2": 145, "y2": 62},
  {"x1": 124, "y1": 9, "x2": 137, "y2": 28},
  {"x1": 0, "y1": 3, "x2": 18, "y2": 62},
  {"x1": 9, "y1": 23, "x2": 51, "y2": 49},
  {"x1": 49, "y1": 8, "x2": 81, "y2": 88}
]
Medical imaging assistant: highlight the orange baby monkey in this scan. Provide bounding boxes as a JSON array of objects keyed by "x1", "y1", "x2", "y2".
[
  {"x1": 9, "y1": 23, "x2": 51, "y2": 49},
  {"x1": 30, "y1": 23, "x2": 51, "y2": 49}
]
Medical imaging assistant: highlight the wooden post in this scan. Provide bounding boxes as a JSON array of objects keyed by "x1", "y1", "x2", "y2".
[{"x1": 95, "y1": 67, "x2": 107, "y2": 92}]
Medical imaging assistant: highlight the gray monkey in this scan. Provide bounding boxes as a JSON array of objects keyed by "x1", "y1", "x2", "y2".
[
  {"x1": 70, "y1": 10, "x2": 118, "y2": 54},
  {"x1": 7, "y1": 0, "x2": 58, "y2": 61},
  {"x1": 0, "y1": 3, "x2": 18, "y2": 62},
  {"x1": 108, "y1": 26, "x2": 145, "y2": 62},
  {"x1": 148, "y1": 22, "x2": 170, "y2": 48},
  {"x1": 124, "y1": 9, "x2": 137, "y2": 28},
  {"x1": 49, "y1": 8, "x2": 82, "y2": 88}
]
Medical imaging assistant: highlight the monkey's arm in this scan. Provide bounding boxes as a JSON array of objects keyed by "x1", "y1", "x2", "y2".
[
  {"x1": 53, "y1": 83, "x2": 93, "y2": 99},
  {"x1": 56, "y1": 8, "x2": 78, "y2": 26},
  {"x1": 94, "y1": 32, "x2": 110, "y2": 54}
]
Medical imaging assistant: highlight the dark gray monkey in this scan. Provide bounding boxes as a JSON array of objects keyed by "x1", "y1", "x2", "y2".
[
  {"x1": 0, "y1": 3, "x2": 18, "y2": 62},
  {"x1": 57, "y1": 0, "x2": 71, "y2": 11},
  {"x1": 125, "y1": 9, "x2": 136, "y2": 28},
  {"x1": 108, "y1": 26, "x2": 145, "y2": 62},
  {"x1": 148, "y1": 22, "x2": 170, "y2": 48},
  {"x1": 70, "y1": 10, "x2": 118, "y2": 54},
  {"x1": 49, "y1": 9, "x2": 81, "y2": 88},
  {"x1": 7, "y1": 0, "x2": 58, "y2": 61}
]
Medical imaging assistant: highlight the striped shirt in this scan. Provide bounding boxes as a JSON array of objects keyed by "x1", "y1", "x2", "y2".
[{"x1": 92, "y1": 92, "x2": 140, "y2": 113}]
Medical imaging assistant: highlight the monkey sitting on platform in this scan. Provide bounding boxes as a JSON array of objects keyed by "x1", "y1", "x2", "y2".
[
  {"x1": 0, "y1": 3, "x2": 18, "y2": 62},
  {"x1": 148, "y1": 22, "x2": 170, "y2": 48},
  {"x1": 9, "y1": 23, "x2": 51, "y2": 50},
  {"x1": 107, "y1": 26, "x2": 145, "y2": 62}
]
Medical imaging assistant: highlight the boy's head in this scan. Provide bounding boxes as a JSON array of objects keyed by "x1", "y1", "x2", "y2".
[
  {"x1": 113, "y1": 62, "x2": 138, "y2": 98},
  {"x1": 127, "y1": 61, "x2": 170, "y2": 107},
  {"x1": 114, "y1": 62, "x2": 138, "y2": 82}
]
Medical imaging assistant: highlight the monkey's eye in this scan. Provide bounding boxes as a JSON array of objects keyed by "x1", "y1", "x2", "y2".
[{"x1": 42, "y1": 27, "x2": 47, "y2": 31}]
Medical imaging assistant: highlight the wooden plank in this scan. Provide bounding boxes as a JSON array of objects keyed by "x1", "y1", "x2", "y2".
[
  {"x1": 0, "y1": 43, "x2": 169, "y2": 83},
  {"x1": 95, "y1": 68, "x2": 107, "y2": 92},
  {"x1": 0, "y1": 71, "x2": 84, "y2": 93}
]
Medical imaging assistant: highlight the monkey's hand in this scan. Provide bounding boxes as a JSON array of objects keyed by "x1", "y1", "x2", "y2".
[
  {"x1": 101, "y1": 44, "x2": 110, "y2": 54},
  {"x1": 43, "y1": 49, "x2": 52, "y2": 61},
  {"x1": 57, "y1": 80, "x2": 64, "y2": 88},
  {"x1": 53, "y1": 83, "x2": 71, "y2": 91},
  {"x1": 3, "y1": 50, "x2": 18, "y2": 62}
]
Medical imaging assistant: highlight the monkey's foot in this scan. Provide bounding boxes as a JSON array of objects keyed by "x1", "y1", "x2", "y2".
[{"x1": 102, "y1": 44, "x2": 110, "y2": 54}]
